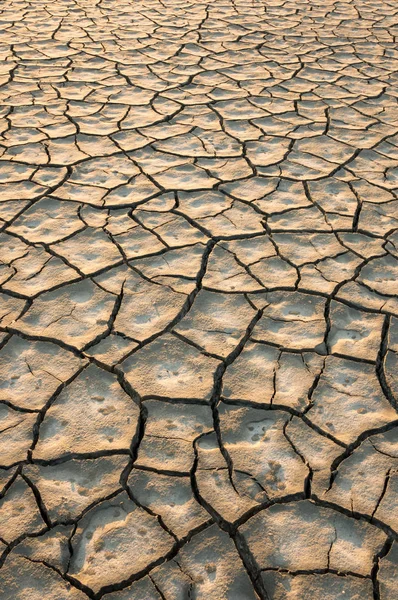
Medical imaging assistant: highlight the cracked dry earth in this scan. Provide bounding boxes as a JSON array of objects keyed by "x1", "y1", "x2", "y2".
[{"x1": 2, "y1": 1, "x2": 398, "y2": 600}]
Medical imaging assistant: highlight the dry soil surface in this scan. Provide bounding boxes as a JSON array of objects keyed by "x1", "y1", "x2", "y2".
[{"x1": 0, "y1": 0, "x2": 398, "y2": 598}]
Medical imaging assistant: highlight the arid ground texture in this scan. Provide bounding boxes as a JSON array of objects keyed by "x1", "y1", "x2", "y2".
[{"x1": 0, "y1": 0, "x2": 398, "y2": 598}]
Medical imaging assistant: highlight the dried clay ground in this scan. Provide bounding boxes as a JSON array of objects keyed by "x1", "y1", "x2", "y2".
[{"x1": 0, "y1": 0, "x2": 398, "y2": 598}]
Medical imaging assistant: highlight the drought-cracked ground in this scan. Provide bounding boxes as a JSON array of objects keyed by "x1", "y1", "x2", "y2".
[{"x1": 1, "y1": 0, "x2": 398, "y2": 598}]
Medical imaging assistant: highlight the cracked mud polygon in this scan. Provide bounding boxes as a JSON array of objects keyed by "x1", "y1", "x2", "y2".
[{"x1": 0, "y1": 0, "x2": 398, "y2": 598}]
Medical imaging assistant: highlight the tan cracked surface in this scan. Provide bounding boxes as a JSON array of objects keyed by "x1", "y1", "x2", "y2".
[{"x1": 0, "y1": 0, "x2": 398, "y2": 598}]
